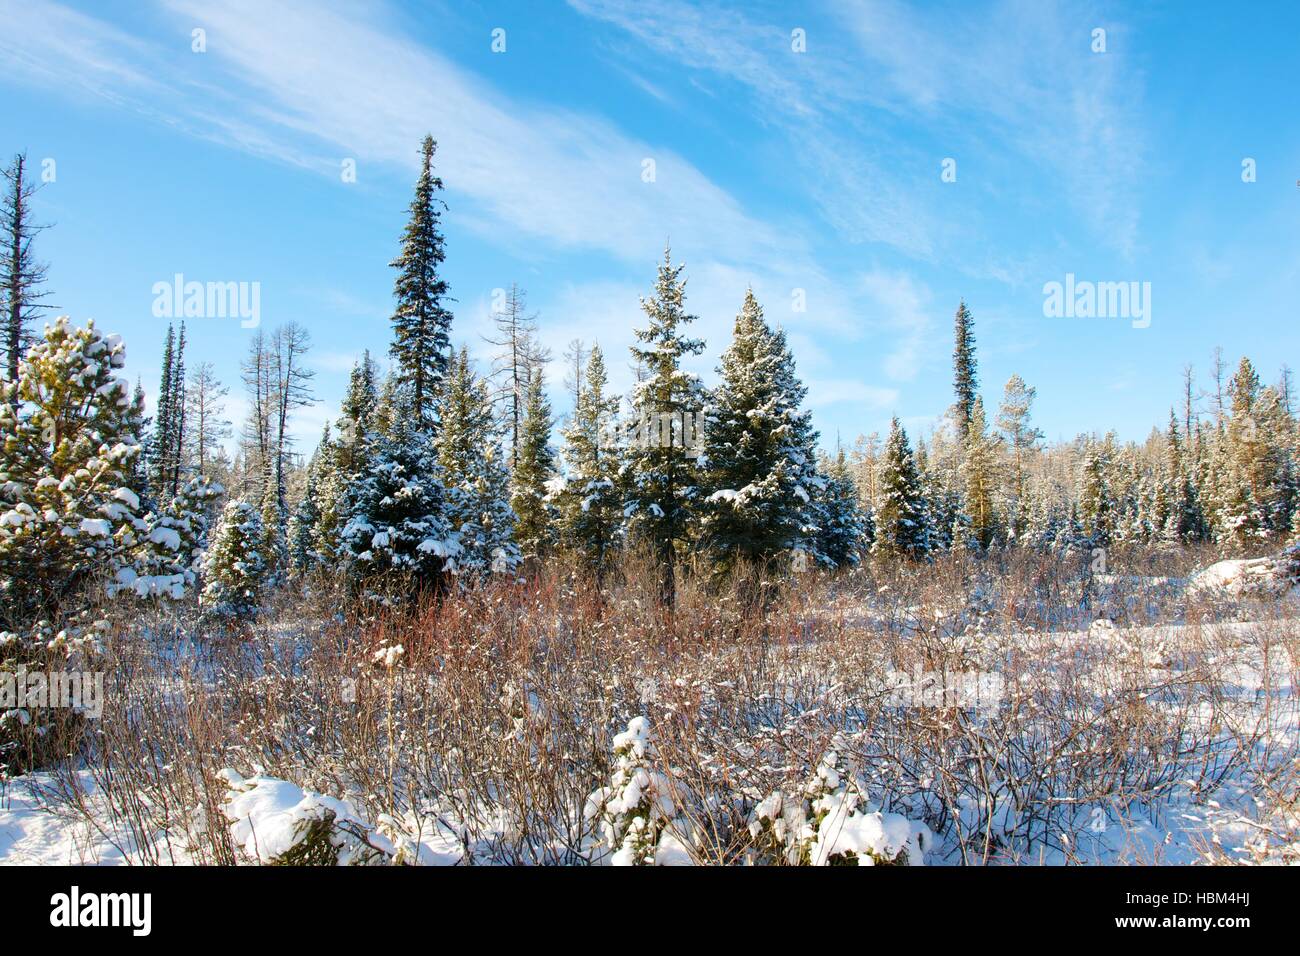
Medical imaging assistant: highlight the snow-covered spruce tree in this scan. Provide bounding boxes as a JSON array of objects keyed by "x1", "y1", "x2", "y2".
[
  {"x1": 147, "y1": 324, "x2": 175, "y2": 500},
  {"x1": 1217, "y1": 358, "x2": 1296, "y2": 546},
  {"x1": 1161, "y1": 409, "x2": 1203, "y2": 542},
  {"x1": 1078, "y1": 441, "x2": 1116, "y2": 548},
  {"x1": 258, "y1": 484, "x2": 288, "y2": 587},
  {"x1": 389, "y1": 135, "x2": 453, "y2": 428},
  {"x1": 117, "y1": 472, "x2": 221, "y2": 600},
  {"x1": 510, "y1": 365, "x2": 557, "y2": 561},
  {"x1": 435, "y1": 348, "x2": 518, "y2": 580},
  {"x1": 201, "y1": 499, "x2": 267, "y2": 620},
  {"x1": 816, "y1": 446, "x2": 869, "y2": 568},
  {"x1": 698, "y1": 290, "x2": 825, "y2": 580},
  {"x1": 0, "y1": 317, "x2": 143, "y2": 626},
  {"x1": 951, "y1": 300, "x2": 978, "y2": 442},
  {"x1": 148, "y1": 322, "x2": 187, "y2": 503},
  {"x1": 916, "y1": 440, "x2": 955, "y2": 554},
  {"x1": 339, "y1": 376, "x2": 458, "y2": 596},
  {"x1": 168, "y1": 323, "x2": 187, "y2": 498},
  {"x1": 555, "y1": 344, "x2": 623, "y2": 581},
  {"x1": 315, "y1": 354, "x2": 379, "y2": 562},
  {"x1": 623, "y1": 247, "x2": 707, "y2": 604},
  {"x1": 871, "y1": 418, "x2": 930, "y2": 561},
  {"x1": 288, "y1": 433, "x2": 326, "y2": 575},
  {"x1": 125, "y1": 379, "x2": 152, "y2": 508},
  {"x1": 960, "y1": 395, "x2": 1001, "y2": 550},
  {"x1": 1023, "y1": 477, "x2": 1068, "y2": 550}
]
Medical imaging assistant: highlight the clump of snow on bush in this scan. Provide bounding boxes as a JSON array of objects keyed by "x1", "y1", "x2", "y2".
[
  {"x1": 219, "y1": 769, "x2": 461, "y2": 866},
  {"x1": 749, "y1": 750, "x2": 931, "y2": 866},
  {"x1": 584, "y1": 716, "x2": 695, "y2": 865},
  {"x1": 1187, "y1": 553, "x2": 1296, "y2": 599}
]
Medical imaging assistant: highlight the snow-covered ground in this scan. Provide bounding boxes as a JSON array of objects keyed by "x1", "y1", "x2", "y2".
[{"x1": 0, "y1": 771, "x2": 194, "y2": 865}]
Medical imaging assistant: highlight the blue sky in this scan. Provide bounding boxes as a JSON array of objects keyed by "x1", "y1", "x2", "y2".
[{"x1": 1, "y1": 0, "x2": 1297, "y2": 455}]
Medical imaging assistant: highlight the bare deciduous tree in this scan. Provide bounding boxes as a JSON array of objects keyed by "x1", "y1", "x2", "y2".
[
  {"x1": 484, "y1": 282, "x2": 549, "y2": 467},
  {"x1": 185, "y1": 361, "x2": 231, "y2": 478}
]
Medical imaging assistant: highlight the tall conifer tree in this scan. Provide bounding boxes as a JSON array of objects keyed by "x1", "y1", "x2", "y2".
[
  {"x1": 952, "y1": 300, "x2": 978, "y2": 440},
  {"x1": 699, "y1": 290, "x2": 823, "y2": 576},
  {"x1": 623, "y1": 247, "x2": 706, "y2": 604},
  {"x1": 510, "y1": 365, "x2": 557, "y2": 560},
  {"x1": 872, "y1": 417, "x2": 930, "y2": 561},
  {"x1": 435, "y1": 347, "x2": 519, "y2": 579},
  {"x1": 390, "y1": 135, "x2": 453, "y2": 427},
  {"x1": 556, "y1": 344, "x2": 622, "y2": 581}
]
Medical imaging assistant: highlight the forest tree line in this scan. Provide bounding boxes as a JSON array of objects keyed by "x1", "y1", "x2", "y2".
[{"x1": 1, "y1": 138, "x2": 1296, "y2": 630}]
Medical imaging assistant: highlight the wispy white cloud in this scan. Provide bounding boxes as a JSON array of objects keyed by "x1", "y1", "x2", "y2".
[
  {"x1": 832, "y1": 0, "x2": 1146, "y2": 257},
  {"x1": 0, "y1": 0, "x2": 794, "y2": 273},
  {"x1": 571, "y1": 0, "x2": 1147, "y2": 259},
  {"x1": 857, "y1": 268, "x2": 937, "y2": 382},
  {"x1": 0, "y1": 1, "x2": 157, "y2": 95},
  {"x1": 160, "y1": 0, "x2": 802, "y2": 273},
  {"x1": 569, "y1": 0, "x2": 940, "y2": 257},
  {"x1": 806, "y1": 378, "x2": 899, "y2": 409}
]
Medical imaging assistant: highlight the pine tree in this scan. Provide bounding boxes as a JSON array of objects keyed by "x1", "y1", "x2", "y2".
[
  {"x1": 699, "y1": 290, "x2": 823, "y2": 576},
  {"x1": 435, "y1": 348, "x2": 519, "y2": 580},
  {"x1": 951, "y1": 300, "x2": 978, "y2": 440},
  {"x1": 510, "y1": 365, "x2": 557, "y2": 560},
  {"x1": 340, "y1": 376, "x2": 457, "y2": 595},
  {"x1": 149, "y1": 324, "x2": 176, "y2": 500},
  {"x1": 316, "y1": 354, "x2": 379, "y2": 561},
  {"x1": 555, "y1": 344, "x2": 622, "y2": 581},
  {"x1": 816, "y1": 447, "x2": 869, "y2": 568},
  {"x1": 390, "y1": 135, "x2": 453, "y2": 427},
  {"x1": 995, "y1": 374, "x2": 1042, "y2": 542},
  {"x1": 0, "y1": 317, "x2": 143, "y2": 625},
  {"x1": 2, "y1": 153, "x2": 52, "y2": 386},
  {"x1": 961, "y1": 395, "x2": 1001, "y2": 549},
  {"x1": 201, "y1": 499, "x2": 267, "y2": 620},
  {"x1": 871, "y1": 418, "x2": 929, "y2": 561},
  {"x1": 1078, "y1": 442, "x2": 1115, "y2": 548},
  {"x1": 167, "y1": 322, "x2": 187, "y2": 497},
  {"x1": 288, "y1": 437, "x2": 325, "y2": 575},
  {"x1": 623, "y1": 247, "x2": 707, "y2": 603},
  {"x1": 119, "y1": 473, "x2": 221, "y2": 599}
]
